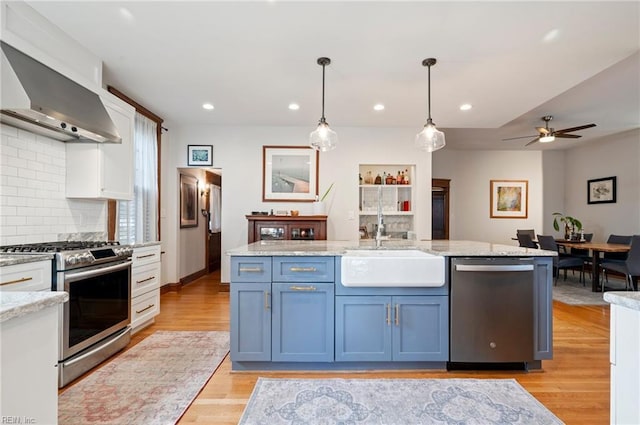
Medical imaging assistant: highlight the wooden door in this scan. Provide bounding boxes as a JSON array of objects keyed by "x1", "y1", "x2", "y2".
[{"x1": 432, "y1": 179, "x2": 450, "y2": 240}]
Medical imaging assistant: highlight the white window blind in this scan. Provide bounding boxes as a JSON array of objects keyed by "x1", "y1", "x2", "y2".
[{"x1": 118, "y1": 112, "x2": 158, "y2": 244}]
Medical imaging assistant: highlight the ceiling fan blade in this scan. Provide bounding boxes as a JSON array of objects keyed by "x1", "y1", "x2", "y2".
[
  {"x1": 555, "y1": 123, "x2": 596, "y2": 133},
  {"x1": 502, "y1": 135, "x2": 538, "y2": 141},
  {"x1": 525, "y1": 137, "x2": 540, "y2": 146},
  {"x1": 555, "y1": 133, "x2": 581, "y2": 139},
  {"x1": 536, "y1": 127, "x2": 550, "y2": 135}
]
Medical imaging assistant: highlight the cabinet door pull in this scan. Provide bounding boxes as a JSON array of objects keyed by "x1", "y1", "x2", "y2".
[
  {"x1": 136, "y1": 304, "x2": 155, "y2": 314},
  {"x1": 289, "y1": 267, "x2": 317, "y2": 272},
  {"x1": 136, "y1": 253, "x2": 156, "y2": 259},
  {"x1": 136, "y1": 276, "x2": 155, "y2": 284},
  {"x1": 395, "y1": 304, "x2": 400, "y2": 326},
  {"x1": 264, "y1": 291, "x2": 270, "y2": 310},
  {"x1": 289, "y1": 285, "x2": 316, "y2": 291},
  {"x1": 239, "y1": 267, "x2": 263, "y2": 273},
  {"x1": 0, "y1": 276, "x2": 33, "y2": 286},
  {"x1": 386, "y1": 304, "x2": 391, "y2": 325}
]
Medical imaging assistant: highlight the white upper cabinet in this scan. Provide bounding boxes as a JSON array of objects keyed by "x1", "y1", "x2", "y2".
[{"x1": 66, "y1": 91, "x2": 135, "y2": 200}]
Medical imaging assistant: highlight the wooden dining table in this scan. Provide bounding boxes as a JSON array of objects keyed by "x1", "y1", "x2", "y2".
[{"x1": 555, "y1": 241, "x2": 631, "y2": 292}]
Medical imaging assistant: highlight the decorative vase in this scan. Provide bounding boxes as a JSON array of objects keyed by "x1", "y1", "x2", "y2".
[{"x1": 312, "y1": 201, "x2": 326, "y2": 215}]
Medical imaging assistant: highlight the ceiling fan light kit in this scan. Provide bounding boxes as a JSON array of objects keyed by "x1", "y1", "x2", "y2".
[
  {"x1": 503, "y1": 114, "x2": 596, "y2": 146},
  {"x1": 309, "y1": 57, "x2": 338, "y2": 152},
  {"x1": 415, "y1": 58, "x2": 446, "y2": 152}
]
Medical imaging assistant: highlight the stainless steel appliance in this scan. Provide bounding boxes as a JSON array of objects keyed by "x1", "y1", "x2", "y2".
[
  {"x1": 0, "y1": 241, "x2": 133, "y2": 387},
  {"x1": 449, "y1": 257, "x2": 535, "y2": 369}
]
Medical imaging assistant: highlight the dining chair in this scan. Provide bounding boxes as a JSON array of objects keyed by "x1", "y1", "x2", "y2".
[
  {"x1": 517, "y1": 233, "x2": 538, "y2": 249},
  {"x1": 537, "y1": 235, "x2": 586, "y2": 285},
  {"x1": 600, "y1": 235, "x2": 640, "y2": 291},
  {"x1": 571, "y1": 233, "x2": 593, "y2": 283},
  {"x1": 602, "y1": 234, "x2": 633, "y2": 284},
  {"x1": 516, "y1": 229, "x2": 536, "y2": 241}
]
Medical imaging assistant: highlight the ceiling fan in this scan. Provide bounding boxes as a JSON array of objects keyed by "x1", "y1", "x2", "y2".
[{"x1": 503, "y1": 115, "x2": 596, "y2": 146}]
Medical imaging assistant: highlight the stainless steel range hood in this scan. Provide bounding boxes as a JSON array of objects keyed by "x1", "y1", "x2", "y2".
[{"x1": 0, "y1": 41, "x2": 121, "y2": 143}]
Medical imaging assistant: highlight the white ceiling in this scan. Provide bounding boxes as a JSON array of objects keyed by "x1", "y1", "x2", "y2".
[{"x1": 26, "y1": 1, "x2": 640, "y2": 150}]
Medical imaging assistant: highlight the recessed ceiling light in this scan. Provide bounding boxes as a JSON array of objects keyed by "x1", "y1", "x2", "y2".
[
  {"x1": 119, "y1": 7, "x2": 134, "y2": 21},
  {"x1": 288, "y1": 103, "x2": 300, "y2": 110},
  {"x1": 543, "y1": 29, "x2": 560, "y2": 43},
  {"x1": 202, "y1": 103, "x2": 214, "y2": 110},
  {"x1": 459, "y1": 103, "x2": 472, "y2": 111},
  {"x1": 373, "y1": 104, "x2": 385, "y2": 111}
]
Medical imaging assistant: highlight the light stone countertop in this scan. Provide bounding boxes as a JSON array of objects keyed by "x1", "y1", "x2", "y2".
[
  {"x1": 131, "y1": 241, "x2": 162, "y2": 248},
  {"x1": 604, "y1": 292, "x2": 640, "y2": 312},
  {"x1": 0, "y1": 253, "x2": 54, "y2": 267},
  {"x1": 0, "y1": 291, "x2": 68, "y2": 323},
  {"x1": 226, "y1": 239, "x2": 557, "y2": 257}
]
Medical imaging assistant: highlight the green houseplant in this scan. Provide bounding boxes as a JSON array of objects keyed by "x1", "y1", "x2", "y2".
[{"x1": 552, "y1": 212, "x2": 583, "y2": 240}]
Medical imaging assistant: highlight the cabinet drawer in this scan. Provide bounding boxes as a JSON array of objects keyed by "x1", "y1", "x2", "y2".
[
  {"x1": 0, "y1": 260, "x2": 52, "y2": 291},
  {"x1": 131, "y1": 262, "x2": 161, "y2": 298},
  {"x1": 273, "y1": 256, "x2": 334, "y2": 282},
  {"x1": 231, "y1": 257, "x2": 271, "y2": 282},
  {"x1": 131, "y1": 290, "x2": 160, "y2": 329},
  {"x1": 132, "y1": 245, "x2": 161, "y2": 267}
]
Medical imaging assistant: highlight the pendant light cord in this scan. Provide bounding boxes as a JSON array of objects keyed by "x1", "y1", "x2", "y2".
[
  {"x1": 321, "y1": 62, "x2": 326, "y2": 121},
  {"x1": 427, "y1": 63, "x2": 432, "y2": 121}
]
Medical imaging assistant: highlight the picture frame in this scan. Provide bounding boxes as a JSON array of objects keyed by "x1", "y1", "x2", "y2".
[
  {"x1": 262, "y1": 145, "x2": 319, "y2": 202},
  {"x1": 588, "y1": 176, "x2": 616, "y2": 204},
  {"x1": 187, "y1": 145, "x2": 213, "y2": 166},
  {"x1": 180, "y1": 173, "x2": 199, "y2": 228},
  {"x1": 490, "y1": 180, "x2": 528, "y2": 219}
]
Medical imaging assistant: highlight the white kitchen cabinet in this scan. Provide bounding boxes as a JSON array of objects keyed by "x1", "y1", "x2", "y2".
[
  {"x1": 65, "y1": 90, "x2": 135, "y2": 200},
  {"x1": 0, "y1": 258, "x2": 52, "y2": 292},
  {"x1": 610, "y1": 302, "x2": 640, "y2": 424},
  {"x1": 130, "y1": 244, "x2": 161, "y2": 333}
]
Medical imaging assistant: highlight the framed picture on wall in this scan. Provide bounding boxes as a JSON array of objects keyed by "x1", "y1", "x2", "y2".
[
  {"x1": 588, "y1": 176, "x2": 616, "y2": 204},
  {"x1": 490, "y1": 180, "x2": 528, "y2": 219},
  {"x1": 187, "y1": 145, "x2": 213, "y2": 166},
  {"x1": 262, "y1": 145, "x2": 319, "y2": 202},
  {"x1": 180, "y1": 174, "x2": 198, "y2": 228}
]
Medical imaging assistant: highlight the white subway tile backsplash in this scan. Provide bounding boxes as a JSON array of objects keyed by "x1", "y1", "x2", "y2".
[{"x1": 0, "y1": 124, "x2": 106, "y2": 245}]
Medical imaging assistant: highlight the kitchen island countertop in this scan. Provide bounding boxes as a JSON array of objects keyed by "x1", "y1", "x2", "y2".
[
  {"x1": 604, "y1": 292, "x2": 640, "y2": 311},
  {"x1": 227, "y1": 239, "x2": 557, "y2": 257},
  {"x1": 0, "y1": 291, "x2": 68, "y2": 323}
]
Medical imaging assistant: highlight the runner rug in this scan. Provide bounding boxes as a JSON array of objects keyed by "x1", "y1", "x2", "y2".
[
  {"x1": 239, "y1": 377, "x2": 564, "y2": 425},
  {"x1": 58, "y1": 330, "x2": 229, "y2": 425}
]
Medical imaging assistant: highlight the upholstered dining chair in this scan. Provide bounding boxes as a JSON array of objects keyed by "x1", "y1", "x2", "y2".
[
  {"x1": 599, "y1": 235, "x2": 640, "y2": 291},
  {"x1": 537, "y1": 235, "x2": 585, "y2": 285},
  {"x1": 602, "y1": 234, "x2": 633, "y2": 284},
  {"x1": 517, "y1": 233, "x2": 538, "y2": 249},
  {"x1": 570, "y1": 233, "x2": 593, "y2": 284},
  {"x1": 516, "y1": 229, "x2": 536, "y2": 241}
]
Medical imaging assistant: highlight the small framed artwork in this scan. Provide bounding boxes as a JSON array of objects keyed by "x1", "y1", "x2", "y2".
[
  {"x1": 262, "y1": 145, "x2": 319, "y2": 202},
  {"x1": 490, "y1": 180, "x2": 528, "y2": 219},
  {"x1": 180, "y1": 173, "x2": 198, "y2": 228},
  {"x1": 588, "y1": 176, "x2": 616, "y2": 204},
  {"x1": 187, "y1": 145, "x2": 213, "y2": 166}
]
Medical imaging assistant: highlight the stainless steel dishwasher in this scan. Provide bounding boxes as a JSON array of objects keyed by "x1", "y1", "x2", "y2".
[{"x1": 449, "y1": 257, "x2": 535, "y2": 368}]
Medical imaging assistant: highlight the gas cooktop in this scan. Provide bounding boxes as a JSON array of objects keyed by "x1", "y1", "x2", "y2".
[{"x1": 0, "y1": 241, "x2": 121, "y2": 253}]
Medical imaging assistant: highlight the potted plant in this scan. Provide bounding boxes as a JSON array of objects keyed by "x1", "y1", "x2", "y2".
[{"x1": 552, "y1": 212, "x2": 583, "y2": 240}]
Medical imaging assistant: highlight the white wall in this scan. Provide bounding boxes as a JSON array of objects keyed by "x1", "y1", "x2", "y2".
[
  {"x1": 542, "y1": 150, "x2": 566, "y2": 236},
  {"x1": 563, "y1": 128, "x2": 640, "y2": 242},
  {"x1": 432, "y1": 149, "x2": 544, "y2": 244},
  {"x1": 162, "y1": 125, "x2": 433, "y2": 283},
  {"x1": 0, "y1": 124, "x2": 106, "y2": 245}
]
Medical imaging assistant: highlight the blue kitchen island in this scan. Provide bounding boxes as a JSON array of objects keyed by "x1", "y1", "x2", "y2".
[{"x1": 227, "y1": 239, "x2": 556, "y2": 372}]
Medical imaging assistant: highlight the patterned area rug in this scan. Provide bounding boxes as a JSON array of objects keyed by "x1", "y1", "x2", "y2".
[
  {"x1": 552, "y1": 273, "x2": 626, "y2": 305},
  {"x1": 239, "y1": 378, "x2": 563, "y2": 424},
  {"x1": 58, "y1": 330, "x2": 229, "y2": 425}
]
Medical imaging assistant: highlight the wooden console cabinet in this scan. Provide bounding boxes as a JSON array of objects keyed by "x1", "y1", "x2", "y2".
[{"x1": 246, "y1": 215, "x2": 327, "y2": 243}]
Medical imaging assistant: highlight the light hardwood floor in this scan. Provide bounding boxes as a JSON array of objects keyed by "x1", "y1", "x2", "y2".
[{"x1": 130, "y1": 271, "x2": 610, "y2": 425}]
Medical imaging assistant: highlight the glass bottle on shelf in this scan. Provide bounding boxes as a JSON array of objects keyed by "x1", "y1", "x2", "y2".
[
  {"x1": 374, "y1": 173, "x2": 382, "y2": 185},
  {"x1": 365, "y1": 171, "x2": 373, "y2": 184}
]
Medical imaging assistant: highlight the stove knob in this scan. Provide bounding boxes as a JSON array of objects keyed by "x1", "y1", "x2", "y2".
[
  {"x1": 81, "y1": 253, "x2": 95, "y2": 263},
  {"x1": 66, "y1": 255, "x2": 80, "y2": 265}
]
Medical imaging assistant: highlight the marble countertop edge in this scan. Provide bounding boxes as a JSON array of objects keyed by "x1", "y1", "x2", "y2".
[
  {"x1": 0, "y1": 291, "x2": 68, "y2": 323},
  {"x1": 603, "y1": 292, "x2": 640, "y2": 311}
]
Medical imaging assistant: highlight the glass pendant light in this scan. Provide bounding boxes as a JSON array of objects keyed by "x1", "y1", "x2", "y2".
[
  {"x1": 415, "y1": 58, "x2": 446, "y2": 152},
  {"x1": 309, "y1": 57, "x2": 338, "y2": 152}
]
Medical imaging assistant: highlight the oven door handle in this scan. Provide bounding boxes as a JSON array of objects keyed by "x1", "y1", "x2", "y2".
[{"x1": 65, "y1": 260, "x2": 132, "y2": 281}]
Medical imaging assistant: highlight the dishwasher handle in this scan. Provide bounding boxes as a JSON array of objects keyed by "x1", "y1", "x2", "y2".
[{"x1": 455, "y1": 264, "x2": 534, "y2": 272}]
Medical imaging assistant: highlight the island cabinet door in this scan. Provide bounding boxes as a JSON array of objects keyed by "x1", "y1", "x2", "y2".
[
  {"x1": 271, "y1": 282, "x2": 334, "y2": 362},
  {"x1": 230, "y1": 282, "x2": 271, "y2": 361},
  {"x1": 533, "y1": 258, "x2": 553, "y2": 360},
  {"x1": 335, "y1": 296, "x2": 392, "y2": 362},
  {"x1": 392, "y1": 296, "x2": 449, "y2": 361}
]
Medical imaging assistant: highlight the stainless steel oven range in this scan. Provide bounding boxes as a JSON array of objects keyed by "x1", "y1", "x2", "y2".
[{"x1": 0, "y1": 241, "x2": 133, "y2": 387}]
